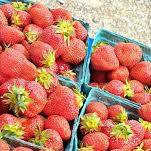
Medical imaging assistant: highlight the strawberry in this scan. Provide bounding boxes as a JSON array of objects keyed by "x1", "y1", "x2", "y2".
[
  {"x1": 0, "y1": 4, "x2": 15, "y2": 20},
  {"x1": 108, "y1": 105, "x2": 128, "y2": 122},
  {"x1": 36, "y1": 68, "x2": 60, "y2": 94},
  {"x1": 29, "y1": 41, "x2": 57, "y2": 70},
  {"x1": 0, "y1": 25, "x2": 25, "y2": 45},
  {"x1": 91, "y1": 45, "x2": 119, "y2": 71},
  {"x1": 23, "y1": 24, "x2": 43, "y2": 44},
  {"x1": 0, "y1": 48, "x2": 36, "y2": 81},
  {"x1": 56, "y1": 58, "x2": 71, "y2": 74},
  {"x1": 11, "y1": 10, "x2": 31, "y2": 28},
  {"x1": 50, "y1": 8, "x2": 72, "y2": 23},
  {"x1": 61, "y1": 37, "x2": 86, "y2": 64},
  {"x1": 13, "y1": 147, "x2": 33, "y2": 151},
  {"x1": 44, "y1": 115, "x2": 71, "y2": 141},
  {"x1": 11, "y1": 44, "x2": 29, "y2": 59},
  {"x1": 109, "y1": 120, "x2": 145, "y2": 150},
  {"x1": 43, "y1": 86, "x2": 85, "y2": 121},
  {"x1": 0, "y1": 78, "x2": 47, "y2": 117},
  {"x1": 91, "y1": 70, "x2": 107, "y2": 83},
  {"x1": 101, "y1": 119, "x2": 115, "y2": 137},
  {"x1": 134, "y1": 139, "x2": 151, "y2": 150},
  {"x1": 104, "y1": 80, "x2": 125, "y2": 97},
  {"x1": 81, "y1": 132, "x2": 109, "y2": 151},
  {"x1": 30, "y1": 129, "x2": 63, "y2": 151},
  {"x1": 110, "y1": 150, "x2": 124, "y2": 151},
  {"x1": 78, "y1": 146, "x2": 94, "y2": 151},
  {"x1": 73, "y1": 21, "x2": 88, "y2": 41},
  {"x1": 89, "y1": 82, "x2": 106, "y2": 89},
  {"x1": 22, "y1": 40, "x2": 31, "y2": 51},
  {"x1": 131, "y1": 93, "x2": 151, "y2": 105},
  {"x1": 29, "y1": 4, "x2": 53, "y2": 28},
  {"x1": 80, "y1": 113, "x2": 101, "y2": 134},
  {"x1": 20, "y1": 115, "x2": 44, "y2": 141},
  {"x1": 107, "y1": 66, "x2": 129, "y2": 83},
  {"x1": 0, "y1": 9, "x2": 8, "y2": 25},
  {"x1": 114, "y1": 42, "x2": 142, "y2": 68},
  {"x1": 130, "y1": 61, "x2": 151, "y2": 86},
  {"x1": 86, "y1": 101, "x2": 108, "y2": 120},
  {"x1": 0, "y1": 140, "x2": 10, "y2": 151},
  {"x1": 138, "y1": 103, "x2": 151, "y2": 122},
  {"x1": 0, "y1": 98, "x2": 10, "y2": 115}
]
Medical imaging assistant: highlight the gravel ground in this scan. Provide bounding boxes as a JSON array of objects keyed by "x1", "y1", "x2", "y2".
[{"x1": 35, "y1": 0, "x2": 151, "y2": 46}]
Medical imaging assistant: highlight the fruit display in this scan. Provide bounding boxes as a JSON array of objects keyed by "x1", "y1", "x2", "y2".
[{"x1": 74, "y1": 87, "x2": 151, "y2": 151}]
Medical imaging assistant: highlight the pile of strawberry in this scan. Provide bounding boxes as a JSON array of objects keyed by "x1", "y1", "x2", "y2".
[
  {"x1": 78, "y1": 101, "x2": 151, "y2": 151},
  {"x1": 0, "y1": 1, "x2": 87, "y2": 150},
  {"x1": 90, "y1": 42, "x2": 151, "y2": 106}
]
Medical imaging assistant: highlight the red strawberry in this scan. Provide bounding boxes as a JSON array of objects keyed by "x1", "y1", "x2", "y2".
[
  {"x1": 11, "y1": 10, "x2": 31, "y2": 27},
  {"x1": 91, "y1": 70, "x2": 107, "y2": 83},
  {"x1": 0, "y1": 140, "x2": 10, "y2": 151},
  {"x1": 36, "y1": 68, "x2": 60, "y2": 94},
  {"x1": 50, "y1": 8, "x2": 72, "y2": 23},
  {"x1": 0, "y1": 78, "x2": 47, "y2": 117},
  {"x1": 73, "y1": 21, "x2": 88, "y2": 41},
  {"x1": 101, "y1": 119, "x2": 115, "y2": 137},
  {"x1": 11, "y1": 44, "x2": 29, "y2": 59},
  {"x1": 104, "y1": 80, "x2": 125, "y2": 97},
  {"x1": 0, "y1": 3, "x2": 15, "y2": 20},
  {"x1": 43, "y1": 86, "x2": 85, "y2": 121},
  {"x1": 30, "y1": 129, "x2": 63, "y2": 151},
  {"x1": 22, "y1": 40, "x2": 31, "y2": 51},
  {"x1": 20, "y1": 115, "x2": 44, "y2": 141},
  {"x1": 56, "y1": 58, "x2": 71, "y2": 74},
  {"x1": 0, "y1": 9, "x2": 8, "y2": 25},
  {"x1": 29, "y1": 41, "x2": 57, "y2": 71},
  {"x1": 44, "y1": 115, "x2": 71, "y2": 141},
  {"x1": 0, "y1": 98, "x2": 10, "y2": 115},
  {"x1": 81, "y1": 132, "x2": 109, "y2": 151},
  {"x1": 107, "y1": 66, "x2": 129, "y2": 83},
  {"x1": 129, "y1": 80, "x2": 144, "y2": 93},
  {"x1": 130, "y1": 61, "x2": 151, "y2": 86},
  {"x1": 0, "y1": 48, "x2": 36, "y2": 81},
  {"x1": 108, "y1": 105, "x2": 128, "y2": 122},
  {"x1": 138, "y1": 103, "x2": 151, "y2": 122},
  {"x1": 0, "y1": 25, "x2": 25, "y2": 45},
  {"x1": 131, "y1": 93, "x2": 151, "y2": 105},
  {"x1": 91, "y1": 45, "x2": 119, "y2": 71},
  {"x1": 114, "y1": 42, "x2": 142, "y2": 68},
  {"x1": 110, "y1": 150, "x2": 124, "y2": 151},
  {"x1": 89, "y1": 82, "x2": 106, "y2": 89},
  {"x1": 109, "y1": 120, "x2": 145, "y2": 150},
  {"x1": 86, "y1": 101, "x2": 108, "y2": 120},
  {"x1": 13, "y1": 147, "x2": 33, "y2": 151},
  {"x1": 23, "y1": 24, "x2": 43, "y2": 44},
  {"x1": 80, "y1": 113, "x2": 101, "y2": 134},
  {"x1": 29, "y1": 4, "x2": 53, "y2": 28},
  {"x1": 61, "y1": 38, "x2": 86, "y2": 64},
  {"x1": 134, "y1": 139, "x2": 151, "y2": 150}
]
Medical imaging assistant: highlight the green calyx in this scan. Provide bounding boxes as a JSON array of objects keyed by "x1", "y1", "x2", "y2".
[
  {"x1": 56, "y1": 20, "x2": 74, "y2": 45},
  {"x1": 80, "y1": 113, "x2": 101, "y2": 133},
  {"x1": 139, "y1": 118, "x2": 151, "y2": 131},
  {"x1": 116, "y1": 109, "x2": 128, "y2": 123},
  {"x1": 133, "y1": 143, "x2": 146, "y2": 151},
  {"x1": 78, "y1": 146, "x2": 94, "y2": 151},
  {"x1": 3, "y1": 84, "x2": 33, "y2": 116},
  {"x1": 0, "y1": 122, "x2": 24, "y2": 139},
  {"x1": 92, "y1": 42, "x2": 108, "y2": 53},
  {"x1": 145, "y1": 86, "x2": 151, "y2": 94},
  {"x1": 25, "y1": 29, "x2": 39, "y2": 44},
  {"x1": 11, "y1": 13, "x2": 21, "y2": 26},
  {"x1": 61, "y1": 70, "x2": 76, "y2": 79},
  {"x1": 73, "y1": 88, "x2": 85, "y2": 108},
  {"x1": 12, "y1": 2, "x2": 28, "y2": 11},
  {"x1": 111, "y1": 123, "x2": 133, "y2": 139},
  {"x1": 30, "y1": 129, "x2": 50, "y2": 147},
  {"x1": 123, "y1": 80, "x2": 134, "y2": 98},
  {"x1": 42, "y1": 51, "x2": 55, "y2": 68},
  {"x1": 36, "y1": 68, "x2": 54, "y2": 90}
]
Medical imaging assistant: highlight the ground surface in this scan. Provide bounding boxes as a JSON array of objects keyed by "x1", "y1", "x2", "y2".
[{"x1": 35, "y1": 0, "x2": 151, "y2": 46}]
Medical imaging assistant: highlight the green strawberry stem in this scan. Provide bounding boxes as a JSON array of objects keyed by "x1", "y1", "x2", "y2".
[
  {"x1": 25, "y1": 29, "x2": 39, "y2": 44},
  {"x1": 92, "y1": 42, "x2": 108, "y2": 53},
  {"x1": 123, "y1": 80, "x2": 134, "y2": 98},
  {"x1": 61, "y1": 70, "x2": 76, "y2": 79},
  {"x1": 145, "y1": 86, "x2": 151, "y2": 94},
  {"x1": 78, "y1": 146, "x2": 94, "y2": 151},
  {"x1": 111, "y1": 123, "x2": 133, "y2": 139},
  {"x1": 42, "y1": 51, "x2": 55, "y2": 68},
  {"x1": 3, "y1": 85, "x2": 32, "y2": 117},
  {"x1": 80, "y1": 113, "x2": 101, "y2": 133},
  {"x1": 73, "y1": 89, "x2": 85, "y2": 108},
  {"x1": 36, "y1": 68, "x2": 54, "y2": 90},
  {"x1": 56, "y1": 20, "x2": 74, "y2": 45},
  {"x1": 139, "y1": 118, "x2": 151, "y2": 131},
  {"x1": 11, "y1": 13, "x2": 21, "y2": 26},
  {"x1": 12, "y1": 2, "x2": 28, "y2": 11},
  {"x1": 116, "y1": 108, "x2": 128, "y2": 123}
]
